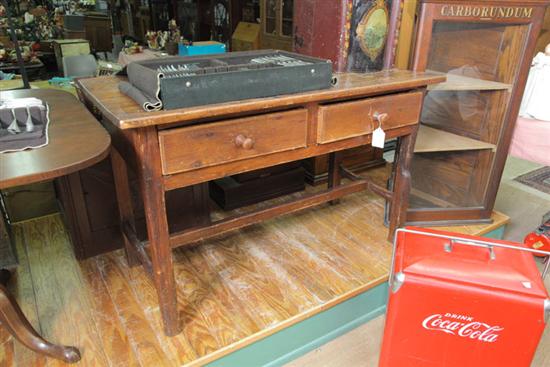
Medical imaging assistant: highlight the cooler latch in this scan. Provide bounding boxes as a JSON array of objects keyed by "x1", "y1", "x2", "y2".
[{"x1": 391, "y1": 272, "x2": 405, "y2": 293}]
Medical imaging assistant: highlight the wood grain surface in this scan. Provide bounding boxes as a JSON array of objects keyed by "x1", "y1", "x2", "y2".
[
  {"x1": 75, "y1": 70, "x2": 444, "y2": 130},
  {"x1": 426, "y1": 71, "x2": 512, "y2": 91},
  {"x1": 0, "y1": 90, "x2": 110, "y2": 189},
  {"x1": 414, "y1": 125, "x2": 496, "y2": 153},
  {"x1": 317, "y1": 92, "x2": 423, "y2": 144},
  {"x1": 159, "y1": 109, "x2": 308, "y2": 175},
  {"x1": 0, "y1": 166, "x2": 509, "y2": 367}
]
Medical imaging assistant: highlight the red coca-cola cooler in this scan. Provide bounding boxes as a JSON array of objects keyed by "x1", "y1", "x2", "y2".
[{"x1": 379, "y1": 227, "x2": 550, "y2": 367}]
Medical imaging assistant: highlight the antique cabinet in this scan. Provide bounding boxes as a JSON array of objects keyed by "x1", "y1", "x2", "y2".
[
  {"x1": 535, "y1": 6, "x2": 550, "y2": 52},
  {"x1": 406, "y1": 0, "x2": 550, "y2": 225},
  {"x1": 84, "y1": 13, "x2": 113, "y2": 53},
  {"x1": 193, "y1": 0, "x2": 242, "y2": 44},
  {"x1": 63, "y1": 14, "x2": 86, "y2": 39},
  {"x1": 260, "y1": 0, "x2": 293, "y2": 51},
  {"x1": 56, "y1": 159, "x2": 210, "y2": 259}
]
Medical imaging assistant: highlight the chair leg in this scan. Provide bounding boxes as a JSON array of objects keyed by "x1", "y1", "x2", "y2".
[{"x1": 0, "y1": 270, "x2": 81, "y2": 363}]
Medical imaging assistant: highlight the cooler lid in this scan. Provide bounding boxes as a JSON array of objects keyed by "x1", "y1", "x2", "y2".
[{"x1": 393, "y1": 227, "x2": 548, "y2": 298}]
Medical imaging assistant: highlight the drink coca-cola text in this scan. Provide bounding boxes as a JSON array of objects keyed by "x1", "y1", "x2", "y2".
[{"x1": 422, "y1": 313, "x2": 503, "y2": 343}]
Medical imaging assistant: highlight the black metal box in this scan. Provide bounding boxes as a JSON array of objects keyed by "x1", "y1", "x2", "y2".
[{"x1": 122, "y1": 50, "x2": 333, "y2": 110}]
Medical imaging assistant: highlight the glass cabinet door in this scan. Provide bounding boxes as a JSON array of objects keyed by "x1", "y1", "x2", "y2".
[
  {"x1": 281, "y1": 0, "x2": 293, "y2": 37},
  {"x1": 406, "y1": 4, "x2": 538, "y2": 225},
  {"x1": 265, "y1": 0, "x2": 278, "y2": 35}
]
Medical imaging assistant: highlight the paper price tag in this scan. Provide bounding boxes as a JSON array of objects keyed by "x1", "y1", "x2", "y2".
[{"x1": 372, "y1": 127, "x2": 385, "y2": 148}]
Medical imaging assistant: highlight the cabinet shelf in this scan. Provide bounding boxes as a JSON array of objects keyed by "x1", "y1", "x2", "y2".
[
  {"x1": 410, "y1": 188, "x2": 455, "y2": 208},
  {"x1": 426, "y1": 70, "x2": 512, "y2": 91},
  {"x1": 414, "y1": 125, "x2": 496, "y2": 153}
]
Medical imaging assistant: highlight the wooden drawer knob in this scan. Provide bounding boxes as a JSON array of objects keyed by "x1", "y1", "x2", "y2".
[
  {"x1": 373, "y1": 112, "x2": 389, "y2": 126},
  {"x1": 235, "y1": 134, "x2": 255, "y2": 149}
]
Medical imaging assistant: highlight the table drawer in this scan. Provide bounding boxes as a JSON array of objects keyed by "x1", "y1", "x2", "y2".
[
  {"x1": 317, "y1": 91, "x2": 423, "y2": 144},
  {"x1": 159, "y1": 109, "x2": 308, "y2": 175}
]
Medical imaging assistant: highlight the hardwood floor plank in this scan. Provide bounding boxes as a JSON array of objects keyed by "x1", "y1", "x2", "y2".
[
  {"x1": 269, "y1": 208, "x2": 387, "y2": 286},
  {"x1": 0, "y1": 319, "x2": 11, "y2": 345},
  {"x1": 80, "y1": 258, "x2": 141, "y2": 367},
  {"x1": 170, "y1": 248, "x2": 232, "y2": 360},
  {"x1": 176, "y1": 247, "x2": 260, "y2": 351},
  {"x1": 0, "y1": 340, "x2": 14, "y2": 367},
  {"x1": 8, "y1": 224, "x2": 47, "y2": 367},
  {"x1": 240, "y1": 224, "x2": 336, "y2": 304},
  {"x1": 21, "y1": 216, "x2": 109, "y2": 367},
  {"x1": 108, "y1": 250, "x2": 198, "y2": 366},
  {"x1": 283, "y1": 195, "x2": 391, "y2": 271},
  {"x1": 95, "y1": 252, "x2": 175, "y2": 367},
  {"x1": 237, "y1": 226, "x2": 330, "y2": 306},
  {"x1": 198, "y1": 235, "x2": 303, "y2": 328}
]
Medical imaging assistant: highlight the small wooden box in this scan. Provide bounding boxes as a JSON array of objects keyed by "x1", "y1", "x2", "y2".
[
  {"x1": 209, "y1": 164, "x2": 305, "y2": 210},
  {"x1": 231, "y1": 22, "x2": 261, "y2": 51}
]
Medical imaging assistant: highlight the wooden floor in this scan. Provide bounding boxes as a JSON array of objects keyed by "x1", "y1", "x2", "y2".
[{"x1": 0, "y1": 168, "x2": 509, "y2": 367}]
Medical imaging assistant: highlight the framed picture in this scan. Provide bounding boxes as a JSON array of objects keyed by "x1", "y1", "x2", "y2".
[
  {"x1": 294, "y1": 0, "x2": 404, "y2": 72},
  {"x1": 347, "y1": 0, "x2": 404, "y2": 72}
]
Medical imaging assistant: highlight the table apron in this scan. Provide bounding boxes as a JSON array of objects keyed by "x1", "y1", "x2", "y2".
[{"x1": 162, "y1": 124, "x2": 415, "y2": 190}]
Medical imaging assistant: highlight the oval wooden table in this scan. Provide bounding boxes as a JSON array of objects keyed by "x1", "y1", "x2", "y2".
[{"x1": 0, "y1": 89, "x2": 110, "y2": 363}]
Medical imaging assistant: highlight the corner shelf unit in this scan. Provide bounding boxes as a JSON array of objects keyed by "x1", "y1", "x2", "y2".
[
  {"x1": 414, "y1": 125, "x2": 496, "y2": 154},
  {"x1": 405, "y1": 0, "x2": 549, "y2": 225},
  {"x1": 426, "y1": 70, "x2": 512, "y2": 92}
]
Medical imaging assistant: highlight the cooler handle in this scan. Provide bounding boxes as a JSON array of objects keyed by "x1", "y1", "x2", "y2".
[
  {"x1": 445, "y1": 239, "x2": 497, "y2": 261},
  {"x1": 390, "y1": 228, "x2": 550, "y2": 288}
]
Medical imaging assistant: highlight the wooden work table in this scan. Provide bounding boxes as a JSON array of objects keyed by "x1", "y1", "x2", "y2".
[{"x1": 76, "y1": 69, "x2": 444, "y2": 336}]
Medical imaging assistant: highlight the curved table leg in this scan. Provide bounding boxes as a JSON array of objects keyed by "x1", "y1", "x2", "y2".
[{"x1": 0, "y1": 269, "x2": 81, "y2": 363}]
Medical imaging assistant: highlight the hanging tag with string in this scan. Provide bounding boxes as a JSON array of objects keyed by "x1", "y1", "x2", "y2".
[{"x1": 372, "y1": 111, "x2": 386, "y2": 148}]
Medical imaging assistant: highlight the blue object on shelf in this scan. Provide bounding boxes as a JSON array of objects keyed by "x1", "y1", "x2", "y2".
[
  {"x1": 48, "y1": 77, "x2": 73, "y2": 87},
  {"x1": 178, "y1": 41, "x2": 226, "y2": 56},
  {"x1": 0, "y1": 71, "x2": 16, "y2": 80}
]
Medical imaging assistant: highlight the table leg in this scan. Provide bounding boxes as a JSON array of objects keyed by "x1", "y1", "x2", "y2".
[
  {"x1": 388, "y1": 128, "x2": 417, "y2": 241},
  {"x1": 0, "y1": 269, "x2": 81, "y2": 363},
  {"x1": 111, "y1": 148, "x2": 140, "y2": 267},
  {"x1": 328, "y1": 151, "x2": 343, "y2": 205},
  {"x1": 137, "y1": 127, "x2": 179, "y2": 336}
]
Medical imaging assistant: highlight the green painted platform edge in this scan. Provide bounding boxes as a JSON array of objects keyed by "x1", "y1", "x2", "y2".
[
  {"x1": 483, "y1": 225, "x2": 506, "y2": 240},
  {"x1": 205, "y1": 282, "x2": 389, "y2": 367}
]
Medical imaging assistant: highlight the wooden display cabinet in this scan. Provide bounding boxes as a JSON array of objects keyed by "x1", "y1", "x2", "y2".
[
  {"x1": 260, "y1": 0, "x2": 293, "y2": 51},
  {"x1": 406, "y1": 0, "x2": 549, "y2": 225},
  {"x1": 84, "y1": 13, "x2": 113, "y2": 53}
]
